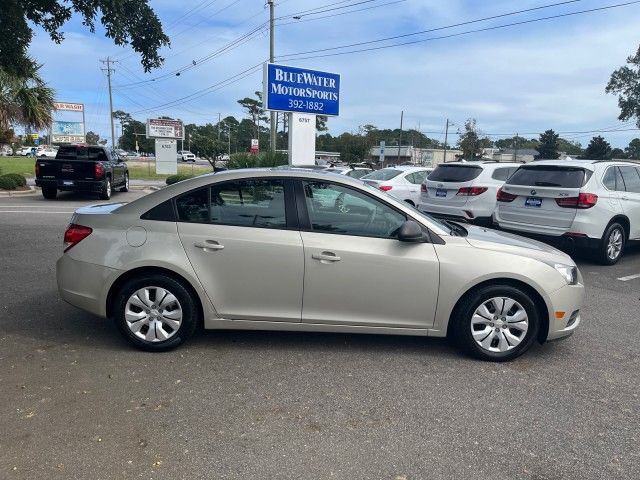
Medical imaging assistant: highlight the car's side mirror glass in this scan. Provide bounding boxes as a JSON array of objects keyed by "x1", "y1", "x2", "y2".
[{"x1": 397, "y1": 220, "x2": 427, "y2": 242}]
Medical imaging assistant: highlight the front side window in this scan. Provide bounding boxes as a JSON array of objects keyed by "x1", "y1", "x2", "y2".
[
  {"x1": 211, "y1": 179, "x2": 286, "y2": 228},
  {"x1": 619, "y1": 166, "x2": 640, "y2": 193},
  {"x1": 303, "y1": 181, "x2": 406, "y2": 238}
]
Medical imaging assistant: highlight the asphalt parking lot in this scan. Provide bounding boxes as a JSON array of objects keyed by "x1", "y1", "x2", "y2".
[{"x1": 1, "y1": 191, "x2": 639, "y2": 479}]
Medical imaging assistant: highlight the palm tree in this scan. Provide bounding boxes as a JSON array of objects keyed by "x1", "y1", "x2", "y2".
[{"x1": 0, "y1": 60, "x2": 55, "y2": 132}]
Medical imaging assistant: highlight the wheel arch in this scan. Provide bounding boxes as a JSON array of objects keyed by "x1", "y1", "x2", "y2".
[
  {"x1": 446, "y1": 278, "x2": 550, "y2": 344},
  {"x1": 607, "y1": 215, "x2": 630, "y2": 239},
  {"x1": 106, "y1": 266, "x2": 204, "y2": 325}
]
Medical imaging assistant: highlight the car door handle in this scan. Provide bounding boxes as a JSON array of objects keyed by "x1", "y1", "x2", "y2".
[
  {"x1": 194, "y1": 240, "x2": 224, "y2": 251},
  {"x1": 312, "y1": 252, "x2": 341, "y2": 262}
]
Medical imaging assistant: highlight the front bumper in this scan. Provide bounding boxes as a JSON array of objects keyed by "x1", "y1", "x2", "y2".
[
  {"x1": 57, "y1": 254, "x2": 119, "y2": 318},
  {"x1": 544, "y1": 282, "x2": 585, "y2": 341}
]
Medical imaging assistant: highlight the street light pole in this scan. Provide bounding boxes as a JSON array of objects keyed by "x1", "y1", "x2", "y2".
[
  {"x1": 268, "y1": 0, "x2": 276, "y2": 152},
  {"x1": 443, "y1": 118, "x2": 450, "y2": 163}
]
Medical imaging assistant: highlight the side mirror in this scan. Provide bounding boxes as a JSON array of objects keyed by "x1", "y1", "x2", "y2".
[{"x1": 397, "y1": 220, "x2": 427, "y2": 242}]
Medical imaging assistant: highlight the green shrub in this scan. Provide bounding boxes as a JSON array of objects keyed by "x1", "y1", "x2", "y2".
[
  {"x1": 0, "y1": 175, "x2": 18, "y2": 190},
  {"x1": 166, "y1": 174, "x2": 195, "y2": 185},
  {"x1": 3, "y1": 173, "x2": 27, "y2": 187},
  {"x1": 225, "y1": 151, "x2": 288, "y2": 170}
]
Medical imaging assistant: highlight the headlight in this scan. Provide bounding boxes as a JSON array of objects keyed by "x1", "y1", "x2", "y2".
[{"x1": 554, "y1": 264, "x2": 578, "y2": 285}]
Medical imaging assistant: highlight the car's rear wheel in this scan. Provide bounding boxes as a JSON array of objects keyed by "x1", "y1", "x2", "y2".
[
  {"x1": 452, "y1": 284, "x2": 539, "y2": 361},
  {"x1": 99, "y1": 178, "x2": 112, "y2": 200},
  {"x1": 120, "y1": 173, "x2": 129, "y2": 192},
  {"x1": 42, "y1": 186, "x2": 57, "y2": 199},
  {"x1": 113, "y1": 274, "x2": 199, "y2": 351},
  {"x1": 597, "y1": 222, "x2": 625, "y2": 265}
]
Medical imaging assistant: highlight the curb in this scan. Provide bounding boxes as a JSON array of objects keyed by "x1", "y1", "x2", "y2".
[{"x1": 0, "y1": 186, "x2": 38, "y2": 197}]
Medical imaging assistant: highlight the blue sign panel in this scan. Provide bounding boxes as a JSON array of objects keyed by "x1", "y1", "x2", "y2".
[{"x1": 264, "y1": 63, "x2": 340, "y2": 116}]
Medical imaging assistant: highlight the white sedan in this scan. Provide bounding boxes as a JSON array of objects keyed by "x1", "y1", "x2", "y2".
[{"x1": 361, "y1": 166, "x2": 433, "y2": 206}]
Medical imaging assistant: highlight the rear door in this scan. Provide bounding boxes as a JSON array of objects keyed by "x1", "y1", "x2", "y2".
[
  {"x1": 618, "y1": 166, "x2": 640, "y2": 239},
  {"x1": 422, "y1": 164, "x2": 483, "y2": 206},
  {"x1": 498, "y1": 165, "x2": 591, "y2": 229}
]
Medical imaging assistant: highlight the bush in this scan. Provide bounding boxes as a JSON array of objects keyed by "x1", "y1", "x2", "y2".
[
  {"x1": 166, "y1": 174, "x2": 195, "y2": 185},
  {"x1": 225, "y1": 151, "x2": 288, "y2": 170},
  {"x1": 3, "y1": 173, "x2": 27, "y2": 187},
  {"x1": 0, "y1": 175, "x2": 18, "y2": 190}
]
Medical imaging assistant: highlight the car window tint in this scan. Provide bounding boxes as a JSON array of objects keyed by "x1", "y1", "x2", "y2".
[
  {"x1": 428, "y1": 165, "x2": 482, "y2": 182},
  {"x1": 141, "y1": 200, "x2": 176, "y2": 221},
  {"x1": 492, "y1": 167, "x2": 516, "y2": 181},
  {"x1": 507, "y1": 166, "x2": 588, "y2": 188},
  {"x1": 602, "y1": 167, "x2": 616, "y2": 190},
  {"x1": 619, "y1": 166, "x2": 640, "y2": 193},
  {"x1": 176, "y1": 188, "x2": 209, "y2": 223},
  {"x1": 346, "y1": 169, "x2": 371, "y2": 179},
  {"x1": 361, "y1": 168, "x2": 402, "y2": 181},
  {"x1": 412, "y1": 170, "x2": 429, "y2": 184},
  {"x1": 210, "y1": 179, "x2": 286, "y2": 228},
  {"x1": 303, "y1": 181, "x2": 405, "y2": 238}
]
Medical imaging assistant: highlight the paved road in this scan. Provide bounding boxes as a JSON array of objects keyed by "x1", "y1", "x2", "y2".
[{"x1": 1, "y1": 193, "x2": 639, "y2": 479}]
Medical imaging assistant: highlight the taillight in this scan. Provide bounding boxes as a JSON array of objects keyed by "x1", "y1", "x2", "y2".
[
  {"x1": 420, "y1": 184, "x2": 427, "y2": 192},
  {"x1": 379, "y1": 185, "x2": 393, "y2": 191},
  {"x1": 457, "y1": 186, "x2": 488, "y2": 196},
  {"x1": 35, "y1": 160, "x2": 40, "y2": 177},
  {"x1": 64, "y1": 224, "x2": 93, "y2": 252},
  {"x1": 95, "y1": 163, "x2": 104, "y2": 178},
  {"x1": 496, "y1": 187, "x2": 517, "y2": 202},
  {"x1": 555, "y1": 193, "x2": 598, "y2": 209}
]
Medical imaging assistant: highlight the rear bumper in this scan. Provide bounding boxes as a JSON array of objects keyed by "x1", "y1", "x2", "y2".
[
  {"x1": 57, "y1": 255, "x2": 119, "y2": 318},
  {"x1": 494, "y1": 217, "x2": 601, "y2": 248},
  {"x1": 544, "y1": 283, "x2": 585, "y2": 341},
  {"x1": 36, "y1": 179, "x2": 104, "y2": 192}
]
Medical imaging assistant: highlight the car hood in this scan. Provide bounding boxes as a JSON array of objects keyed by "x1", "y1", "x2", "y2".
[{"x1": 463, "y1": 224, "x2": 574, "y2": 265}]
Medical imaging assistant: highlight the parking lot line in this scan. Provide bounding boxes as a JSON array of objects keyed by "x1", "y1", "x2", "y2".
[{"x1": 617, "y1": 273, "x2": 640, "y2": 282}]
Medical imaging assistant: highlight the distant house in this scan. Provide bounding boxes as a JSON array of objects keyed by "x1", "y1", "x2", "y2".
[
  {"x1": 489, "y1": 148, "x2": 539, "y2": 163},
  {"x1": 369, "y1": 146, "x2": 463, "y2": 167}
]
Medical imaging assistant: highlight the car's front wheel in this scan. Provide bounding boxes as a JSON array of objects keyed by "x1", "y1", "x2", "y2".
[
  {"x1": 113, "y1": 274, "x2": 199, "y2": 351},
  {"x1": 452, "y1": 284, "x2": 540, "y2": 361}
]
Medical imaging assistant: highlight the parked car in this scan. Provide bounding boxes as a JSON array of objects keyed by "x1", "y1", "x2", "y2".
[
  {"x1": 35, "y1": 145, "x2": 129, "y2": 200},
  {"x1": 36, "y1": 146, "x2": 58, "y2": 158},
  {"x1": 18, "y1": 146, "x2": 37, "y2": 156},
  {"x1": 418, "y1": 161, "x2": 521, "y2": 226},
  {"x1": 324, "y1": 166, "x2": 374, "y2": 179},
  {"x1": 361, "y1": 166, "x2": 433, "y2": 206},
  {"x1": 56, "y1": 168, "x2": 583, "y2": 361},
  {"x1": 177, "y1": 150, "x2": 196, "y2": 162},
  {"x1": 494, "y1": 159, "x2": 640, "y2": 265}
]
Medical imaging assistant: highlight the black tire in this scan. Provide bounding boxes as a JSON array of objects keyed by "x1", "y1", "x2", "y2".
[
  {"x1": 42, "y1": 187, "x2": 57, "y2": 199},
  {"x1": 113, "y1": 274, "x2": 199, "y2": 351},
  {"x1": 99, "y1": 177, "x2": 112, "y2": 200},
  {"x1": 451, "y1": 284, "x2": 540, "y2": 362},
  {"x1": 597, "y1": 222, "x2": 625, "y2": 265},
  {"x1": 119, "y1": 173, "x2": 129, "y2": 192}
]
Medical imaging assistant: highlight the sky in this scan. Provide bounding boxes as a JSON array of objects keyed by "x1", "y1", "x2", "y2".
[{"x1": 27, "y1": 0, "x2": 640, "y2": 148}]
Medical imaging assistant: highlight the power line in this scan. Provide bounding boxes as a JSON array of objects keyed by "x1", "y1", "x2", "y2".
[
  {"x1": 278, "y1": 0, "x2": 639, "y2": 61},
  {"x1": 277, "y1": 0, "x2": 406, "y2": 26}
]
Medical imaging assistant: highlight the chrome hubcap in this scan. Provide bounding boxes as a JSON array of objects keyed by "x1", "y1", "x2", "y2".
[
  {"x1": 106, "y1": 180, "x2": 111, "y2": 196},
  {"x1": 471, "y1": 297, "x2": 529, "y2": 353},
  {"x1": 607, "y1": 229, "x2": 623, "y2": 260},
  {"x1": 125, "y1": 287, "x2": 182, "y2": 342}
]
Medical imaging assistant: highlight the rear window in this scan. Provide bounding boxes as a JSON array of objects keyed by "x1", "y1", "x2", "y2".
[
  {"x1": 506, "y1": 166, "x2": 591, "y2": 188},
  {"x1": 362, "y1": 169, "x2": 402, "y2": 181},
  {"x1": 427, "y1": 165, "x2": 482, "y2": 182},
  {"x1": 56, "y1": 146, "x2": 107, "y2": 161}
]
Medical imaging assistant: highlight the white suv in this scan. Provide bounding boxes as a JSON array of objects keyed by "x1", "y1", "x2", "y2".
[
  {"x1": 177, "y1": 150, "x2": 196, "y2": 162},
  {"x1": 361, "y1": 166, "x2": 433, "y2": 206},
  {"x1": 494, "y1": 160, "x2": 640, "y2": 265},
  {"x1": 417, "y1": 161, "x2": 521, "y2": 226}
]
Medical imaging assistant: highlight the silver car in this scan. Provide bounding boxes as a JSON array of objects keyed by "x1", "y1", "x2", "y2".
[{"x1": 57, "y1": 169, "x2": 584, "y2": 361}]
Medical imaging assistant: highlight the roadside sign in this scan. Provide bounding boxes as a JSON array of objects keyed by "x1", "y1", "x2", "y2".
[
  {"x1": 28, "y1": 133, "x2": 39, "y2": 140},
  {"x1": 250, "y1": 138, "x2": 259, "y2": 154},
  {"x1": 52, "y1": 135, "x2": 85, "y2": 143},
  {"x1": 263, "y1": 63, "x2": 340, "y2": 116},
  {"x1": 53, "y1": 102, "x2": 84, "y2": 112},
  {"x1": 379, "y1": 141, "x2": 385, "y2": 164},
  {"x1": 51, "y1": 101, "x2": 85, "y2": 144},
  {"x1": 146, "y1": 118, "x2": 184, "y2": 140}
]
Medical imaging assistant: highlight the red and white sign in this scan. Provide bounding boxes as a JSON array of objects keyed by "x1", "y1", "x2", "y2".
[
  {"x1": 250, "y1": 138, "x2": 259, "y2": 154},
  {"x1": 53, "y1": 102, "x2": 84, "y2": 112},
  {"x1": 146, "y1": 118, "x2": 184, "y2": 140}
]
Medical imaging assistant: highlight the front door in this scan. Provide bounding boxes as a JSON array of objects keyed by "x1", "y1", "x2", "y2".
[
  {"x1": 297, "y1": 180, "x2": 440, "y2": 329},
  {"x1": 177, "y1": 178, "x2": 304, "y2": 322},
  {"x1": 618, "y1": 166, "x2": 640, "y2": 239}
]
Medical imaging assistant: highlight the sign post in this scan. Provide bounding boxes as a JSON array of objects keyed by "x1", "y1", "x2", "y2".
[
  {"x1": 146, "y1": 118, "x2": 184, "y2": 175},
  {"x1": 263, "y1": 63, "x2": 340, "y2": 166},
  {"x1": 379, "y1": 141, "x2": 385, "y2": 165}
]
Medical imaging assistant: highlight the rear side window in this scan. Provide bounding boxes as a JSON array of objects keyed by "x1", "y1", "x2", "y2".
[
  {"x1": 507, "y1": 166, "x2": 590, "y2": 188},
  {"x1": 619, "y1": 166, "x2": 640, "y2": 193},
  {"x1": 176, "y1": 188, "x2": 209, "y2": 223},
  {"x1": 491, "y1": 167, "x2": 517, "y2": 181},
  {"x1": 362, "y1": 169, "x2": 402, "y2": 181},
  {"x1": 602, "y1": 166, "x2": 625, "y2": 191},
  {"x1": 406, "y1": 170, "x2": 429, "y2": 184},
  {"x1": 428, "y1": 165, "x2": 482, "y2": 182},
  {"x1": 55, "y1": 146, "x2": 107, "y2": 161},
  {"x1": 210, "y1": 179, "x2": 286, "y2": 228}
]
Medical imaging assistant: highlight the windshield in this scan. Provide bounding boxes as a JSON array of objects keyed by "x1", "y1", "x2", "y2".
[
  {"x1": 427, "y1": 164, "x2": 482, "y2": 182},
  {"x1": 362, "y1": 168, "x2": 402, "y2": 181},
  {"x1": 507, "y1": 166, "x2": 590, "y2": 188}
]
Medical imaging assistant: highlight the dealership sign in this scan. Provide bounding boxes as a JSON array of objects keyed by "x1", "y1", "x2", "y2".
[
  {"x1": 263, "y1": 63, "x2": 340, "y2": 116},
  {"x1": 146, "y1": 118, "x2": 184, "y2": 140},
  {"x1": 54, "y1": 102, "x2": 84, "y2": 112},
  {"x1": 52, "y1": 120, "x2": 84, "y2": 136}
]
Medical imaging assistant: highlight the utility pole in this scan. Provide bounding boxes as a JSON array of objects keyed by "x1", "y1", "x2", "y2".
[
  {"x1": 217, "y1": 113, "x2": 221, "y2": 141},
  {"x1": 100, "y1": 57, "x2": 116, "y2": 148},
  {"x1": 443, "y1": 118, "x2": 450, "y2": 163},
  {"x1": 397, "y1": 110, "x2": 404, "y2": 164},
  {"x1": 268, "y1": 0, "x2": 276, "y2": 152},
  {"x1": 514, "y1": 133, "x2": 519, "y2": 162}
]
